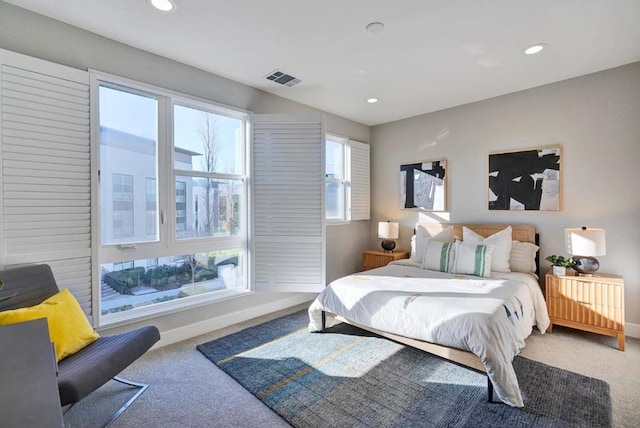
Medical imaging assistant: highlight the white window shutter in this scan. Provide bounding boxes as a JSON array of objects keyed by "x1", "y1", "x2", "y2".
[
  {"x1": 350, "y1": 140, "x2": 370, "y2": 220},
  {"x1": 0, "y1": 50, "x2": 92, "y2": 318},
  {"x1": 252, "y1": 114, "x2": 325, "y2": 292}
]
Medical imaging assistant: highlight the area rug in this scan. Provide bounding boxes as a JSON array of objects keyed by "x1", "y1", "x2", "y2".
[{"x1": 197, "y1": 310, "x2": 611, "y2": 428}]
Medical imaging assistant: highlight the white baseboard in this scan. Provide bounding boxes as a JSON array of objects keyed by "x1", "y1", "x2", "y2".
[
  {"x1": 626, "y1": 321, "x2": 640, "y2": 339},
  {"x1": 153, "y1": 293, "x2": 316, "y2": 349}
]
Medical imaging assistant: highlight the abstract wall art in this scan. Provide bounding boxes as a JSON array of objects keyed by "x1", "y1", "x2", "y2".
[
  {"x1": 488, "y1": 146, "x2": 561, "y2": 211},
  {"x1": 400, "y1": 159, "x2": 447, "y2": 211}
]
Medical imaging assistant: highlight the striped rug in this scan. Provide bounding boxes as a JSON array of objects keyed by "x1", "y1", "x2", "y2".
[{"x1": 197, "y1": 310, "x2": 611, "y2": 427}]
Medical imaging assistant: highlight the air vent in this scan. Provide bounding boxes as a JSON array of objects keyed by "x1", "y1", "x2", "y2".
[{"x1": 264, "y1": 70, "x2": 301, "y2": 87}]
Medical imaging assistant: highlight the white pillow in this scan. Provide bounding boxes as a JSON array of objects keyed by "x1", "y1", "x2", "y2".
[
  {"x1": 509, "y1": 240, "x2": 539, "y2": 274},
  {"x1": 463, "y1": 226, "x2": 512, "y2": 273},
  {"x1": 421, "y1": 240, "x2": 455, "y2": 272},
  {"x1": 409, "y1": 225, "x2": 455, "y2": 263},
  {"x1": 450, "y1": 241, "x2": 494, "y2": 277}
]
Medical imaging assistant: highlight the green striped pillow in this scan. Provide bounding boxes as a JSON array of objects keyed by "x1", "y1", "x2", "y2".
[
  {"x1": 451, "y1": 241, "x2": 494, "y2": 277},
  {"x1": 421, "y1": 240, "x2": 455, "y2": 272}
]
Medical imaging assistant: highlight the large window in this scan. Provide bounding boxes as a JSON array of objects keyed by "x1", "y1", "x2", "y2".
[{"x1": 96, "y1": 78, "x2": 249, "y2": 324}]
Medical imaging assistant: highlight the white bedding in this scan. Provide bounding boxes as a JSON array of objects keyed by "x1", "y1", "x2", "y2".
[{"x1": 308, "y1": 260, "x2": 550, "y2": 407}]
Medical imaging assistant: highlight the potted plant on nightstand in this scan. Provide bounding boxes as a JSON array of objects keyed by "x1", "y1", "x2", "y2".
[{"x1": 545, "y1": 255, "x2": 576, "y2": 276}]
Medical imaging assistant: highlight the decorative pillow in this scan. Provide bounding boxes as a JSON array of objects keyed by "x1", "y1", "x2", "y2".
[
  {"x1": 509, "y1": 240, "x2": 539, "y2": 274},
  {"x1": 409, "y1": 225, "x2": 455, "y2": 263},
  {"x1": 450, "y1": 241, "x2": 494, "y2": 277},
  {"x1": 463, "y1": 226, "x2": 512, "y2": 273},
  {"x1": 421, "y1": 240, "x2": 455, "y2": 272},
  {"x1": 0, "y1": 288, "x2": 99, "y2": 361}
]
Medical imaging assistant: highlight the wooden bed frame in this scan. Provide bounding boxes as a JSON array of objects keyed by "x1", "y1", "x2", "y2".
[{"x1": 321, "y1": 223, "x2": 539, "y2": 403}]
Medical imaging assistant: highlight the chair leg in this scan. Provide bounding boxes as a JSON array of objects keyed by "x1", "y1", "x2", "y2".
[{"x1": 103, "y1": 376, "x2": 150, "y2": 428}]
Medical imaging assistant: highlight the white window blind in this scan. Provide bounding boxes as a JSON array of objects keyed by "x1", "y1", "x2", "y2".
[
  {"x1": 252, "y1": 114, "x2": 325, "y2": 292},
  {"x1": 0, "y1": 50, "x2": 92, "y2": 318},
  {"x1": 349, "y1": 140, "x2": 370, "y2": 220}
]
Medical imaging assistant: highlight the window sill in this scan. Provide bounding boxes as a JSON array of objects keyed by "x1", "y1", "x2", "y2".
[
  {"x1": 97, "y1": 288, "x2": 252, "y2": 330},
  {"x1": 326, "y1": 220, "x2": 350, "y2": 227}
]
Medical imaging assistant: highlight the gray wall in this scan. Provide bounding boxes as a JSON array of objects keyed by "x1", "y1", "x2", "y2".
[
  {"x1": 0, "y1": 2, "x2": 371, "y2": 337},
  {"x1": 371, "y1": 62, "x2": 640, "y2": 329}
]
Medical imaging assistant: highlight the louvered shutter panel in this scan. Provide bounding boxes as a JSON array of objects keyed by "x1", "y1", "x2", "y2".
[
  {"x1": 0, "y1": 50, "x2": 92, "y2": 319},
  {"x1": 350, "y1": 140, "x2": 370, "y2": 220},
  {"x1": 252, "y1": 114, "x2": 325, "y2": 292}
]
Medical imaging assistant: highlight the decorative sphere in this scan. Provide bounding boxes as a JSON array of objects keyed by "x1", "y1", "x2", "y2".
[
  {"x1": 574, "y1": 256, "x2": 599, "y2": 275},
  {"x1": 381, "y1": 240, "x2": 396, "y2": 252}
]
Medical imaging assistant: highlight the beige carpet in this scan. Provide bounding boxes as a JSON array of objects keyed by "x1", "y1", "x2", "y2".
[
  {"x1": 64, "y1": 304, "x2": 640, "y2": 428},
  {"x1": 519, "y1": 323, "x2": 640, "y2": 427}
]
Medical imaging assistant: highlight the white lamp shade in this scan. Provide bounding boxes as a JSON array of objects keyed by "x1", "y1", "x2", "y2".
[
  {"x1": 378, "y1": 221, "x2": 399, "y2": 240},
  {"x1": 565, "y1": 227, "x2": 606, "y2": 256}
]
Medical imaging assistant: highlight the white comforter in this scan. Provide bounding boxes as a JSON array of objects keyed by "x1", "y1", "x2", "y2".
[{"x1": 308, "y1": 260, "x2": 550, "y2": 407}]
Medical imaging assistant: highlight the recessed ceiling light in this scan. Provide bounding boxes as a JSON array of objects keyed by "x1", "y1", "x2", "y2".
[
  {"x1": 367, "y1": 98, "x2": 379, "y2": 104},
  {"x1": 524, "y1": 43, "x2": 547, "y2": 55},
  {"x1": 366, "y1": 22, "x2": 384, "y2": 35},
  {"x1": 148, "y1": 0, "x2": 176, "y2": 12}
]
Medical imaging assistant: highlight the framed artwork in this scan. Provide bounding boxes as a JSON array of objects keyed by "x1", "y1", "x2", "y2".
[
  {"x1": 488, "y1": 146, "x2": 561, "y2": 211},
  {"x1": 400, "y1": 159, "x2": 447, "y2": 211}
]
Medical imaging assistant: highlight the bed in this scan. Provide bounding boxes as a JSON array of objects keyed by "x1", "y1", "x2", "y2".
[{"x1": 308, "y1": 223, "x2": 550, "y2": 408}]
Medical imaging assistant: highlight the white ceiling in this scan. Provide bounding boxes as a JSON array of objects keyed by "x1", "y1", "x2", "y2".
[{"x1": 5, "y1": 0, "x2": 640, "y2": 126}]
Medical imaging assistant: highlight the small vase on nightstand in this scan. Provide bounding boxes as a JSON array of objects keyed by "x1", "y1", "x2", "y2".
[{"x1": 552, "y1": 266, "x2": 566, "y2": 276}]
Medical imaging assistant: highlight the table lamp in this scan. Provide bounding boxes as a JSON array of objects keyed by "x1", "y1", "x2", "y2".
[
  {"x1": 378, "y1": 221, "x2": 399, "y2": 252},
  {"x1": 564, "y1": 227, "x2": 606, "y2": 276}
]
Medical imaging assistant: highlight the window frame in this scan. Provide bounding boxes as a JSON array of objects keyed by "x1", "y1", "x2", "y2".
[{"x1": 90, "y1": 71, "x2": 252, "y2": 327}]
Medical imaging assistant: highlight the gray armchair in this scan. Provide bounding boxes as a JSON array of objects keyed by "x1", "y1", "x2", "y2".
[{"x1": 0, "y1": 264, "x2": 160, "y2": 427}]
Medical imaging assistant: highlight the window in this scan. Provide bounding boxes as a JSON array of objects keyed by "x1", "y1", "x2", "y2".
[
  {"x1": 95, "y1": 77, "x2": 249, "y2": 325},
  {"x1": 325, "y1": 135, "x2": 347, "y2": 221},
  {"x1": 325, "y1": 134, "x2": 370, "y2": 223},
  {"x1": 173, "y1": 104, "x2": 245, "y2": 239}
]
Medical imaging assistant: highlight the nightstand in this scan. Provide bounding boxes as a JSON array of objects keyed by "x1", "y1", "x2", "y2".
[
  {"x1": 545, "y1": 272, "x2": 625, "y2": 351},
  {"x1": 363, "y1": 250, "x2": 409, "y2": 270}
]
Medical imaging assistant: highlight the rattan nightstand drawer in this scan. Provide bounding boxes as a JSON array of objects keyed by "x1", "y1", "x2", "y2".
[{"x1": 362, "y1": 250, "x2": 409, "y2": 271}]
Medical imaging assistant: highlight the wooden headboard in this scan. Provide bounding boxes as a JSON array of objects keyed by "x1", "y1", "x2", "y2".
[{"x1": 415, "y1": 223, "x2": 536, "y2": 244}]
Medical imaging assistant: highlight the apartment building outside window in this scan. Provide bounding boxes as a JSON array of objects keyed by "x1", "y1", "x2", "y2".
[
  {"x1": 175, "y1": 180, "x2": 187, "y2": 233},
  {"x1": 146, "y1": 178, "x2": 157, "y2": 236},
  {"x1": 112, "y1": 173, "x2": 134, "y2": 238}
]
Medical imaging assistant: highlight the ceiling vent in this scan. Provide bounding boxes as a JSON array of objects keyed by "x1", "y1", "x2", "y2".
[{"x1": 264, "y1": 70, "x2": 301, "y2": 87}]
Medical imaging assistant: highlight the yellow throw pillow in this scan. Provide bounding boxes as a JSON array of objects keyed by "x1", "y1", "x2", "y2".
[{"x1": 0, "y1": 288, "x2": 99, "y2": 361}]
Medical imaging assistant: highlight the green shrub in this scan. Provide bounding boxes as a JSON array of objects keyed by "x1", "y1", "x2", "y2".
[{"x1": 104, "y1": 267, "x2": 145, "y2": 295}]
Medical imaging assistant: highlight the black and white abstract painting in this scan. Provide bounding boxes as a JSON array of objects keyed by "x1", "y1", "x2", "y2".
[
  {"x1": 400, "y1": 159, "x2": 446, "y2": 211},
  {"x1": 488, "y1": 147, "x2": 561, "y2": 211}
]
